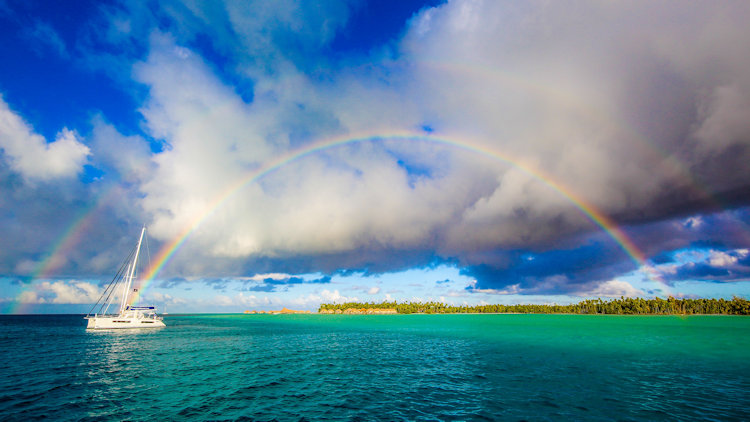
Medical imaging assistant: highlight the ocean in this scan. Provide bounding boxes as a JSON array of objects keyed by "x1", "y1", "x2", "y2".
[{"x1": 1, "y1": 314, "x2": 748, "y2": 421}]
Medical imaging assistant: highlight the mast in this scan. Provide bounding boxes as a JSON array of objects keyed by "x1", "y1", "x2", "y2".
[
  {"x1": 118, "y1": 262, "x2": 132, "y2": 313},
  {"x1": 120, "y1": 226, "x2": 146, "y2": 313}
]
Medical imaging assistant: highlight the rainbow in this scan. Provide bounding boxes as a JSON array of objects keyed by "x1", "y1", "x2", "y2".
[
  {"x1": 130, "y1": 131, "x2": 652, "y2": 303},
  {"x1": 6, "y1": 187, "x2": 118, "y2": 314}
]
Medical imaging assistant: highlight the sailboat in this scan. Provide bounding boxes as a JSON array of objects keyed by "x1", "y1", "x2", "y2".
[{"x1": 85, "y1": 226, "x2": 165, "y2": 329}]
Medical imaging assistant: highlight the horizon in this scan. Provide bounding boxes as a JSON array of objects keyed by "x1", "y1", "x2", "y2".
[
  {"x1": 5, "y1": 295, "x2": 749, "y2": 315},
  {"x1": 2, "y1": 0, "x2": 750, "y2": 314}
]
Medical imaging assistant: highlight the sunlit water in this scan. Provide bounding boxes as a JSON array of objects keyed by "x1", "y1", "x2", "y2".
[{"x1": 1, "y1": 314, "x2": 748, "y2": 421}]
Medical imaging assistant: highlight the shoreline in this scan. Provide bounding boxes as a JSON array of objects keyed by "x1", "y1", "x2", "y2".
[{"x1": 317, "y1": 297, "x2": 750, "y2": 316}]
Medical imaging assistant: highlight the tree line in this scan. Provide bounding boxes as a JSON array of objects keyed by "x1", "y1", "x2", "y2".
[{"x1": 318, "y1": 296, "x2": 750, "y2": 315}]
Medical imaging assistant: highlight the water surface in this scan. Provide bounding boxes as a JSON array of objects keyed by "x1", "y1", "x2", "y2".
[{"x1": 1, "y1": 314, "x2": 748, "y2": 420}]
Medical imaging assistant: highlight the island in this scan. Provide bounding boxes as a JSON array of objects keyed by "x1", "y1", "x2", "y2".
[
  {"x1": 319, "y1": 296, "x2": 750, "y2": 315},
  {"x1": 318, "y1": 307, "x2": 397, "y2": 314}
]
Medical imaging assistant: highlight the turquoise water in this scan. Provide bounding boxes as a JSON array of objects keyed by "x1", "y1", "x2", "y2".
[{"x1": 1, "y1": 314, "x2": 748, "y2": 421}]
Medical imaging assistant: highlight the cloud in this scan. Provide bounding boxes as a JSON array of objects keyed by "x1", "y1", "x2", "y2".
[
  {"x1": 0, "y1": 96, "x2": 90, "y2": 182},
  {"x1": 287, "y1": 289, "x2": 360, "y2": 309},
  {"x1": 148, "y1": 292, "x2": 186, "y2": 305},
  {"x1": 462, "y1": 233, "x2": 640, "y2": 294},
  {"x1": 320, "y1": 289, "x2": 358, "y2": 304},
  {"x1": 241, "y1": 274, "x2": 332, "y2": 292},
  {"x1": 656, "y1": 247, "x2": 750, "y2": 283},
  {"x1": 404, "y1": 0, "x2": 750, "y2": 217},
  {"x1": 694, "y1": 85, "x2": 750, "y2": 154},
  {"x1": 575, "y1": 280, "x2": 645, "y2": 298},
  {"x1": 129, "y1": 35, "x2": 454, "y2": 270},
  {"x1": 209, "y1": 292, "x2": 275, "y2": 308},
  {"x1": 89, "y1": 116, "x2": 154, "y2": 184},
  {"x1": 18, "y1": 281, "x2": 101, "y2": 304}
]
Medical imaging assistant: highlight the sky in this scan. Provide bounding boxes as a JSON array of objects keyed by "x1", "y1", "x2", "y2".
[{"x1": 1, "y1": 0, "x2": 750, "y2": 314}]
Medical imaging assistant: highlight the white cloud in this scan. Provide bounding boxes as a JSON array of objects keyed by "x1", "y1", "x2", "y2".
[
  {"x1": 682, "y1": 216, "x2": 704, "y2": 229},
  {"x1": 708, "y1": 249, "x2": 749, "y2": 267},
  {"x1": 18, "y1": 290, "x2": 44, "y2": 304},
  {"x1": 212, "y1": 294, "x2": 234, "y2": 307},
  {"x1": 245, "y1": 273, "x2": 298, "y2": 281},
  {"x1": 367, "y1": 286, "x2": 380, "y2": 295},
  {"x1": 577, "y1": 280, "x2": 644, "y2": 298},
  {"x1": 148, "y1": 292, "x2": 186, "y2": 305},
  {"x1": 209, "y1": 292, "x2": 276, "y2": 308},
  {"x1": 470, "y1": 284, "x2": 523, "y2": 295},
  {"x1": 46, "y1": 281, "x2": 101, "y2": 304},
  {"x1": 131, "y1": 35, "x2": 480, "y2": 273},
  {"x1": 0, "y1": 97, "x2": 89, "y2": 182},
  {"x1": 89, "y1": 116, "x2": 153, "y2": 184},
  {"x1": 320, "y1": 289, "x2": 358, "y2": 304},
  {"x1": 18, "y1": 281, "x2": 102, "y2": 304}
]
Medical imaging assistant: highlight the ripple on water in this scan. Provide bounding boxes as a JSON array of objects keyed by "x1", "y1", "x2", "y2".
[{"x1": 1, "y1": 314, "x2": 749, "y2": 421}]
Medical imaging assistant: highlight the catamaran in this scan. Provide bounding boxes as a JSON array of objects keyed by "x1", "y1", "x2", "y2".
[{"x1": 85, "y1": 226, "x2": 165, "y2": 329}]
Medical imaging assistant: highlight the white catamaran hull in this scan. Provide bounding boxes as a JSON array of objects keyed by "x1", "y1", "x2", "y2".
[{"x1": 86, "y1": 315, "x2": 165, "y2": 329}]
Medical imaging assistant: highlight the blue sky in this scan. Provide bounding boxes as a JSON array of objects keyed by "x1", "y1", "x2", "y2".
[{"x1": 1, "y1": 0, "x2": 750, "y2": 313}]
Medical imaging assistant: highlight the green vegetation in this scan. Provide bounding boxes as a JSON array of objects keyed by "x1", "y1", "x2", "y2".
[{"x1": 319, "y1": 296, "x2": 750, "y2": 315}]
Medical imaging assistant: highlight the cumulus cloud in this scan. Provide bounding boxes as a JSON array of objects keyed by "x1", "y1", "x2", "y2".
[
  {"x1": 321, "y1": 289, "x2": 358, "y2": 304},
  {"x1": 225, "y1": 292, "x2": 274, "y2": 307},
  {"x1": 130, "y1": 34, "x2": 482, "y2": 274},
  {"x1": 148, "y1": 292, "x2": 186, "y2": 305},
  {"x1": 575, "y1": 280, "x2": 645, "y2": 298},
  {"x1": 18, "y1": 281, "x2": 101, "y2": 304},
  {"x1": 0, "y1": 96, "x2": 90, "y2": 182},
  {"x1": 281, "y1": 289, "x2": 361, "y2": 309},
  {"x1": 89, "y1": 116, "x2": 154, "y2": 184},
  {"x1": 656, "y1": 247, "x2": 750, "y2": 283}
]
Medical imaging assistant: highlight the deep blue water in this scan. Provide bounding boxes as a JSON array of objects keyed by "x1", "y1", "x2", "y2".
[{"x1": 1, "y1": 314, "x2": 748, "y2": 421}]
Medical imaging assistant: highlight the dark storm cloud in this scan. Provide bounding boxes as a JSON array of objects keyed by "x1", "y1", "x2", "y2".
[
  {"x1": 667, "y1": 258, "x2": 750, "y2": 283},
  {"x1": 462, "y1": 237, "x2": 639, "y2": 294},
  {"x1": 463, "y1": 207, "x2": 750, "y2": 292},
  {"x1": 628, "y1": 207, "x2": 750, "y2": 260}
]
